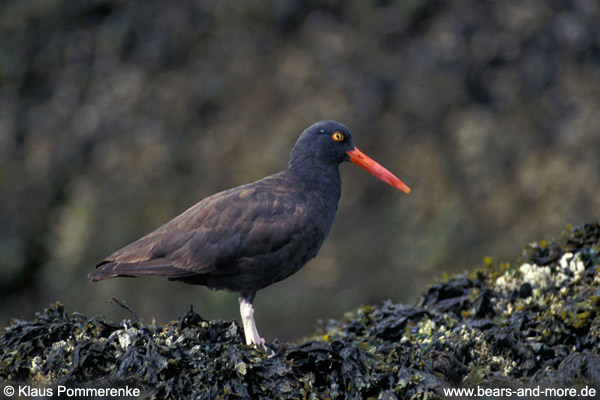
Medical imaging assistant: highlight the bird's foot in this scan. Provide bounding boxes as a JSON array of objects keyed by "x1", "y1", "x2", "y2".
[{"x1": 247, "y1": 334, "x2": 274, "y2": 356}]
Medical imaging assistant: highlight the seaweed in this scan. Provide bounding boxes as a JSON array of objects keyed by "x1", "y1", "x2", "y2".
[{"x1": 1, "y1": 221, "x2": 600, "y2": 399}]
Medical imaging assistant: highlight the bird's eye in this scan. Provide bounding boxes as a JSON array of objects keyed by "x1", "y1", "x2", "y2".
[{"x1": 332, "y1": 132, "x2": 344, "y2": 142}]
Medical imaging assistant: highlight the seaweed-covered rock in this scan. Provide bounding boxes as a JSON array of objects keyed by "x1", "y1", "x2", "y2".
[{"x1": 1, "y1": 222, "x2": 600, "y2": 399}]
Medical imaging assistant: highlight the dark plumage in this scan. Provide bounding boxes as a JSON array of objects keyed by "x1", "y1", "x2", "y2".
[{"x1": 89, "y1": 121, "x2": 410, "y2": 348}]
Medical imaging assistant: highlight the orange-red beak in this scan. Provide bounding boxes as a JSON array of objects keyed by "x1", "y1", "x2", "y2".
[{"x1": 347, "y1": 147, "x2": 410, "y2": 194}]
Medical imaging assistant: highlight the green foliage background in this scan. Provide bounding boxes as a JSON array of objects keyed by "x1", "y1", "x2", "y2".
[{"x1": 1, "y1": 0, "x2": 599, "y2": 340}]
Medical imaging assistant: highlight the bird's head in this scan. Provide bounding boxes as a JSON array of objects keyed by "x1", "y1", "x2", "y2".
[{"x1": 289, "y1": 121, "x2": 410, "y2": 193}]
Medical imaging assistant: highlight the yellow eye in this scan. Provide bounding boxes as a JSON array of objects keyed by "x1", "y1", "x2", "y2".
[{"x1": 332, "y1": 132, "x2": 344, "y2": 142}]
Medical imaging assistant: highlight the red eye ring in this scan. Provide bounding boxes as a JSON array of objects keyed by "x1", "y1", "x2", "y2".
[{"x1": 332, "y1": 132, "x2": 344, "y2": 142}]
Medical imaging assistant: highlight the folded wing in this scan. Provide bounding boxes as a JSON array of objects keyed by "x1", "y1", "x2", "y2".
[{"x1": 88, "y1": 173, "x2": 311, "y2": 282}]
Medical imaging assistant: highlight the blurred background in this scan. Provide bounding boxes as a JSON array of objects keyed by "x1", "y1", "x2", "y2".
[{"x1": 1, "y1": 0, "x2": 599, "y2": 341}]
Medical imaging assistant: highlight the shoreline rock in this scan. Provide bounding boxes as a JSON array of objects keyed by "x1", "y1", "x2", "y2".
[{"x1": 1, "y1": 222, "x2": 599, "y2": 399}]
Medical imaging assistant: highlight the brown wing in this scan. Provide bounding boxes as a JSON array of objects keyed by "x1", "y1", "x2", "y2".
[{"x1": 88, "y1": 172, "x2": 311, "y2": 282}]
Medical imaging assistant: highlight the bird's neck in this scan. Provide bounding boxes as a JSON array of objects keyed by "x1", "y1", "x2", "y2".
[{"x1": 288, "y1": 159, "x2": 342, "y2": 202}]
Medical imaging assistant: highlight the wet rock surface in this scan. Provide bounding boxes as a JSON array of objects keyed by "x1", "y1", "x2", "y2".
[{"x1": 1, "y1": 222, "x2": 599, "y2": 399}]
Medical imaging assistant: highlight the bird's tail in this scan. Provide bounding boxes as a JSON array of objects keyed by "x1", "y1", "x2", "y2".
[
  {"x1": 88, "y1": 258, "x2": 196, "y2": 282},
  {"x1": 88, "y1": 261, "x2": 123, "y2": 281}
]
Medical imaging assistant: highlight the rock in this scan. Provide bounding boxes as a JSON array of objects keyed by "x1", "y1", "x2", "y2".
[{"x1": 1, "y1": 222, "x2": 599, "y2": 399}]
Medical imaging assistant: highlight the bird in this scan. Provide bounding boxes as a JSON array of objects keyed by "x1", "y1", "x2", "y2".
[{"x1": 89, "y1": 121, "x2": 410, "y2": 349}]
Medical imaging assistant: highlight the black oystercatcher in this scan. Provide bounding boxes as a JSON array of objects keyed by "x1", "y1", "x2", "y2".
[{"x1": 89, "y1": 121, "x2": 410, "y2": 348}]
